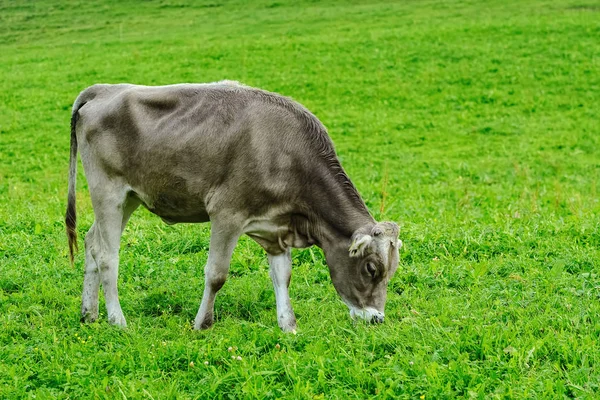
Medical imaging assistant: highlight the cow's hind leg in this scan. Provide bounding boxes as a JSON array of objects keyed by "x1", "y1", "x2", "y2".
[
  {"x1": 81, "y1": 222, "x2": 100, "y2": 322},
  {"x1": 81, "y1": 196, "x2": 140, "y2": 324},
  {"x1": 194, "y1": 218, "x2": 241, "y2": 330},
  {"x1": 268, "y1": 249, "x2": 297, "y2": 333},
  {"x1": 84, "y1": 188, "x2": 139, "y2": 327}
]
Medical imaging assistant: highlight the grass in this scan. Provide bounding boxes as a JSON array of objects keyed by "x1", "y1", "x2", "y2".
[{"x1": 1, "y1": 0, "x2": 599, "y2": 398}]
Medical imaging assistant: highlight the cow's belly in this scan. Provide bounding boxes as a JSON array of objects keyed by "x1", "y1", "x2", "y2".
[
  {"x1": 132, "y1": 190, "x2": 210, "y2": 225},
  {"x1": 153, "y1": 211, "x2": 210, "y2": 225}
]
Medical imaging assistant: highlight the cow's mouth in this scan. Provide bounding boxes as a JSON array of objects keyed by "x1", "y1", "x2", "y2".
[{"x1": 348, "y1": 306, "x2": 385, "y2": 324}]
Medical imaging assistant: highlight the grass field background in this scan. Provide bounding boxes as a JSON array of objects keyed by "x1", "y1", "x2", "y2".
[{"x1": 1, "y1": 0, "x2": 599, "y2": 398}]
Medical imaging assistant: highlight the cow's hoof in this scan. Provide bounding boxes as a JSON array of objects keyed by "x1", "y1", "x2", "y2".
[
  {"x1": 194, "y1": 314, "x2": 214, "y2": 330},
  {"x1": 278, "y1": 314, "x2": 297, "y2": 333},
  {"x1": 80, "y1": 309, "x2": 98, "y2": 323},
  {"x1": 108, "y1": 313, "x2": 127, "y2": 328}
]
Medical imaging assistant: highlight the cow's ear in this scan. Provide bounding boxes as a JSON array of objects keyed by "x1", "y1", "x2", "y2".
[{"x1": 349, "y1": 234, "x2": 372, "y2": 257}]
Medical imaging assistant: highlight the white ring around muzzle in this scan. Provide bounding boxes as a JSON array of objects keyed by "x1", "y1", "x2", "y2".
[{"x1": 349, "y1": 307, "x2": 385, "y2": 324}]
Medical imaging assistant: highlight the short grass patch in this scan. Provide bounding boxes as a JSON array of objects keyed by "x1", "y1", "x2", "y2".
[{"x1": 1, "y1": 0, "x2": 599, "y2": 398}]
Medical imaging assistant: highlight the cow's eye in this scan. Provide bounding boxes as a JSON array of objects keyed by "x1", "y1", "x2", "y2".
[{"x1": 366, "y1": 262, "x2": 377, "y2": 278}]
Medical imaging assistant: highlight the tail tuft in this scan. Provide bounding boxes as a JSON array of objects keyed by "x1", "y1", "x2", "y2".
[{"x1": 66, "y1": 105, "x2": 80, "y2": 265}]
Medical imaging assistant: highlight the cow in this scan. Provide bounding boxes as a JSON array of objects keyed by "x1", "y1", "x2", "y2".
[{"x1": 65, "y1": 81, "x2": 402, "y2": 332}]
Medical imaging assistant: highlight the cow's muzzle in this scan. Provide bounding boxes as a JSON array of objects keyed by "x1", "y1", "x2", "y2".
[
  {"x1": 349, "y1": 307, "x2": 385, "y2": 324},
  {"x1": 370, "y1": 313, "x2": 385, "y2": 324}
]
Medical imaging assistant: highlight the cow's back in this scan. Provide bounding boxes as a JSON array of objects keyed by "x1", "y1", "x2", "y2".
[{"x1": 75, "y1": 83, "x2": 334, "y2": 223}]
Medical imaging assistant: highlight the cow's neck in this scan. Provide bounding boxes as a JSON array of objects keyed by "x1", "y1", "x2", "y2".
[{"x1": 300, "y1": 173, "x2": 375, "y2": 251}]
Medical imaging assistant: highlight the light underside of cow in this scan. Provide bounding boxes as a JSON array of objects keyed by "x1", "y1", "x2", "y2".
[{"x1": 65, "y1": 81, "x2": 401, "y2": 331}]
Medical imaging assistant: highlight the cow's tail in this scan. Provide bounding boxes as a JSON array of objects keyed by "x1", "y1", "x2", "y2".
[{"x1": 66, "y1": 97, "x2": 87, "y2": 265}]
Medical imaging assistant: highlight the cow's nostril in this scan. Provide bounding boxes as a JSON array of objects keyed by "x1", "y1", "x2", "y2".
[{"x1": 371, "y1": 314, "x2": 384, "y2": 324}]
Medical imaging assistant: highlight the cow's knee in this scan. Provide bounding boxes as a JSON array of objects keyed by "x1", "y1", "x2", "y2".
[{"x1": 205, "y1": 268, "x2": 227, "y2": 292}]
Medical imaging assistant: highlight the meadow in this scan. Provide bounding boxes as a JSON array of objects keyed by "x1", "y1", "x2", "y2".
[{"x1": 1, "y1": 0, "x2": 599, "y2": 398}]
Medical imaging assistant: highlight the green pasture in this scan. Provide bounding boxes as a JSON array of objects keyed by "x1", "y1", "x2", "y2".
[{"x1": 1, "y1": 0, "x2": 599, "y2": 398}]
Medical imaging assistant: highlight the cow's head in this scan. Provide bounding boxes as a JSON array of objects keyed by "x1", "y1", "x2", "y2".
[{"x1": 325, "y1": 221, "x2": 402, "y2": 324}]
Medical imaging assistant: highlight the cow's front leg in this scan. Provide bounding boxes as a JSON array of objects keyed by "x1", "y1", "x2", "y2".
[
  {"x1": 268, "y1": 248, "x2": 297, "y2": 333},
  {"x1": 194, "y1": 220, "x2": 241, "y2": 330}
]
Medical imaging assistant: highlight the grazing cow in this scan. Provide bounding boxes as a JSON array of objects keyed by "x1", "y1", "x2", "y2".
[{"x1": 66, "y1": 81, "x2": 402, "y2": 332}]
